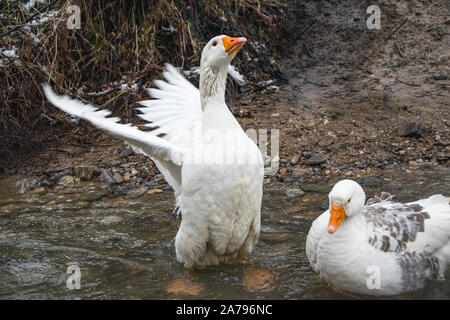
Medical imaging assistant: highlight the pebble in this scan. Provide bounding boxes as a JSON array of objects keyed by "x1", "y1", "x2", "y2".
[
  {"x1": 318, "y1": 136, "x2": 334, "y2": 147},
  {"x1": 127, "y1": 186, "x2": 148, "y2": 199},
  {"x1": 305, "y1": 154, "x2": 327, "y2": 166},
  {"x1": 123, "y1": 172, "x2": 131, "y2": 183},
  {"x1": 15, "y1": 179, "x2": 29, "y2": 194},
  {"x1": 292, "y1": 167, "x2": 310, "y2": 177},
  {"x1": 147, "y1": 188, "x2": 163, "y2": 195},
  {"x1": 31, "y1": 187, "x2": 47, "y2": 194},
  {"x1": 285, "y1": 188, "x2": 305, "y2": 198},
  {"x1": 99, "y1": 169, "x2": 116, "y2": 185},
  {"x1": 101, "y1": 215, "x2": 123, "y2": 224},
  {"x1": 119, "y1": 146, "x2": 134, "y2": 158},
  {"x1": 398, "y1": 122, "x2": 429, "y2": 138},
  {"x1": 59, "y1": 175, "x2": 75, "y2": 185},
  {"x1": 436, "y1": 153, "x2": 448, "y2": 162},
  {"x1": 113, "y1": 173, "x2": 124, "y2": 184},
  {"x1": 278, "y1": 168, "x2": 289, "y2": 179},
  {"x1": 73, "y1": 166, "x2": 94, "y2": 181},
  {"x1": 290, "y1": 154, "x2": 300, "y2": 165}
]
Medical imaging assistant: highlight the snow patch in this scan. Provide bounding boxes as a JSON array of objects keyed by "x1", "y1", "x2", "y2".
[
  {"x1": 22, "y1": 0, "x2": 46, "y2": 11},
  {"x1": 227, "y1": 65, "x2": 246, "y2": 86}
]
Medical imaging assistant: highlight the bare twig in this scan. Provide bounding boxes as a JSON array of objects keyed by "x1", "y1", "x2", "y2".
[
  {"x1": 0, "y1": 0, "x2": 59, "y2": 39},
  {"x1": 394, "y1": 41, "x2": 405, "y2": 57},
  {"x1": 397, "y1": 78, "x2": 421, "y2": 86},
  {"x1": 295, "y1": 18, "x2": 316, "y2": 41},
  {"x1": 386, "y1": 17, "x2": 408, "y2": 41},
  {"x1": 303, "y1": 43, "x2": 313, "y2": 58},
  {"x1": 305, "y1": 78, "x2": 329, "y2": 87}
]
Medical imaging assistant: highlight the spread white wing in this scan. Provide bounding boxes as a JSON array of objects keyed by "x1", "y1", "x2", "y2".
[
  {"x1": 42, "y1": 84, "x2": 185, "y2": 186},
  {"x1": 137, "y1": 63, "x2": 203, "y2": 150}
]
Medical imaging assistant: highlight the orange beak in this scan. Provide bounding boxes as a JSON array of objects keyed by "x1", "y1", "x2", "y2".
[
  {"x1": 222, "y1": 36, "x2": 247, "y2": 55},
  {"x1": 328, "y1": 205, "x2": 346, "y2": 234}
]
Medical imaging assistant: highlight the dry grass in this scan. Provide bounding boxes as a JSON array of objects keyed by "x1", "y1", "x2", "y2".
[{"x1": 0, "y1": 0, "x2": 287, "y2": 166}]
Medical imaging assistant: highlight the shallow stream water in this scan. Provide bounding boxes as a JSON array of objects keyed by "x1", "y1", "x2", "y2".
[{"x1": 0, "y1": 167, "x2": 449, "y2": 299}]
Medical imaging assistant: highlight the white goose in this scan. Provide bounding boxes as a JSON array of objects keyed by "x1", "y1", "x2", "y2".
[
  {"x1": 43, "y1": 35, "x2": 264, "y2": 268},
  {"x1": 306, "y1": 179, "x2": 450, "y2": 295}
]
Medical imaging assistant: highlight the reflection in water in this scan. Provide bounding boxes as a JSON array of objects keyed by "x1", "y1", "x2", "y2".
[{"x1": 0, "y1": 167, "x2": 449, "y2": 299}]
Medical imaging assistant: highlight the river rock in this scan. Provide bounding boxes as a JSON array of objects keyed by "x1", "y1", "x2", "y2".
[
  {"x1": 278, "y1": 167, "x2": 289, "y2": 179},
  {"x1": 99, "y1": 169, "x2": 116, "y2": 185},
  {"x1": 119, "y1": 146, "x2": 134, "y2": 158},
  {"x1": 59, "y1": 175, "x2": 75, "y2": 185},
  {"x1": 318, "y1": 136, "x2": 334, "y2": 147},
  {"x1": 305, "y1": 154, "x2": 327, "y2": 166},
  {"x1": 127, "y1": 185, "x2": 148, "y2": 199},
  {"x1": 123, "y1": 172, "x2": 131, "y2": 183},
  {"x1": 290, "y1": 154, "x2": 300, "y2": 165},
  {"x1": 73, "y1": 166, "x2": 94, "y2": 181},
  {"x1": 436, "y1": 153, "x2": 448, "y2": 162},
  {"x1": 101, "y1": 215, "x2": 123, "y2": 224},
  {"x1": 285, "y1": 188, "x2": 305, "y2": 198},
  {"x1": 398, "y1": 122, "x2": 429, "y2": 138},
  {"x1": 31, "y1": 187, "x2": 47, "y2": 195},
  {"x1": 113, "y1": 173, "x2": 124, "y2": 184},
  {"x1": 15, "y1": 179, "x2": 29, "y2": 194},
  {"x1": 148, "y1": 174, "x2": 164, "y2": 186}
]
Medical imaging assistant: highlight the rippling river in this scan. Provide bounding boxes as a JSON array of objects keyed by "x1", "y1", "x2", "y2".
[{"x1": 0, "y1": 167, "x2": 449, "y2": 299}]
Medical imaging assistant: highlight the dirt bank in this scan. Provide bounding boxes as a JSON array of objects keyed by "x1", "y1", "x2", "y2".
[{"x1": 1, "y1": 0, "x2": 449, "y2": 193}]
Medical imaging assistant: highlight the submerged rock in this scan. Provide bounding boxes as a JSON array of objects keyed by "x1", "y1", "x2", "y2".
[
  {"x1": 58, "y1": 175, "x2": 75, "y2": 185},
  {"x1": 15, "y1": 179, "x2": 29, "y2": 194},
  {"x1": 126, "y1": 186, "x2": 148, "y2": 199},
  {"x1": 285, "y1": 188, "x2": 305, "y2": 198},
  {"x1": 99, "y1": 169, "x2": 116, "y2": 185},
  {"x1": 73, "y1": 166, "x2": 94, "y2": 181}
]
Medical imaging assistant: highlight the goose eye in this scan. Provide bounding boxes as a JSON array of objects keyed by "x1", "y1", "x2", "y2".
[
  {"x1": 212, "y1": 41, "x2": 217, "y2": 46},
  {"x1": 347, "y1": 198, "x2": 352, "y2": 203}
]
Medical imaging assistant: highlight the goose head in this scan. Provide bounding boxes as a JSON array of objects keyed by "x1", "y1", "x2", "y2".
[
  {"x1": 199, "y1": 35, "x2": 246, "y2": 107},
  {"x1": 200, "y1": 35, "x2": 247, "y2": 71},
  {"x1": 327, "y1": 180, "x2": 366, "y2": 234}
]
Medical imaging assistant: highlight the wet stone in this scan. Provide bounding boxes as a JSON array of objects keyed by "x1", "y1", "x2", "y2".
[
  {"x1": 318, "y1": 136, "x2": 334, "y2": 147},
  {"x1": 113, "y1": 173, "x2": 124, "y2": 184},
  {"x1": 285, "y1": 188, "x2": 305, "y2": 198},
  {"x1": 15, "y1": 179, "x2": 29, "y2": 194},
  {"x1": 99, "y1": 169, "x2": 116, "y2": 185},
  {"x1": 278, "y1": 168, "x2": 289, "y2": 179},
  {"x1": 73, "y1": 166, "x2": 94, "y2": 181},
  {"x1": 290, "y1": 154, "x2": 300, "y2": 165},
  {"x1": 436, "y1": 153, "x2": 448, "y2": 162},
  {"x1": 127, "y1": 186, "x2": 148, "y2": 199},
  {"x1": 305, "y1": 154, "x2": 327, "y2": 166},
  {"x1": 148, "y1": 174, "x2": 164, "y2": 186},
  {"x1": 119, "y1": 146, "x2": 134, "y2": 158},
  {"x1": 58, "y1": 175, "x2": 75, "y2": 185},
  {"x1": 398, "y1": 122, "x2": 430, "y2": 138}
]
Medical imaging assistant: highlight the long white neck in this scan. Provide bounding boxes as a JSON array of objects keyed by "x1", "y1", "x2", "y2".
[{"x1": 199, "y1": 65, "x2": 228, "y2": 110}]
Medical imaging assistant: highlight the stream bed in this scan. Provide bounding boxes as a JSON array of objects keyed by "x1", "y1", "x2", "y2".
[{"x1": 0, "y1": 167, "x2": 449, "y2": 299}]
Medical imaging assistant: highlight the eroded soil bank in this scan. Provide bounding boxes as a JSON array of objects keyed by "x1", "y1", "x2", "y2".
[{"x1": 1, "y1": 0, "x2": 448, "y2": 188}]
